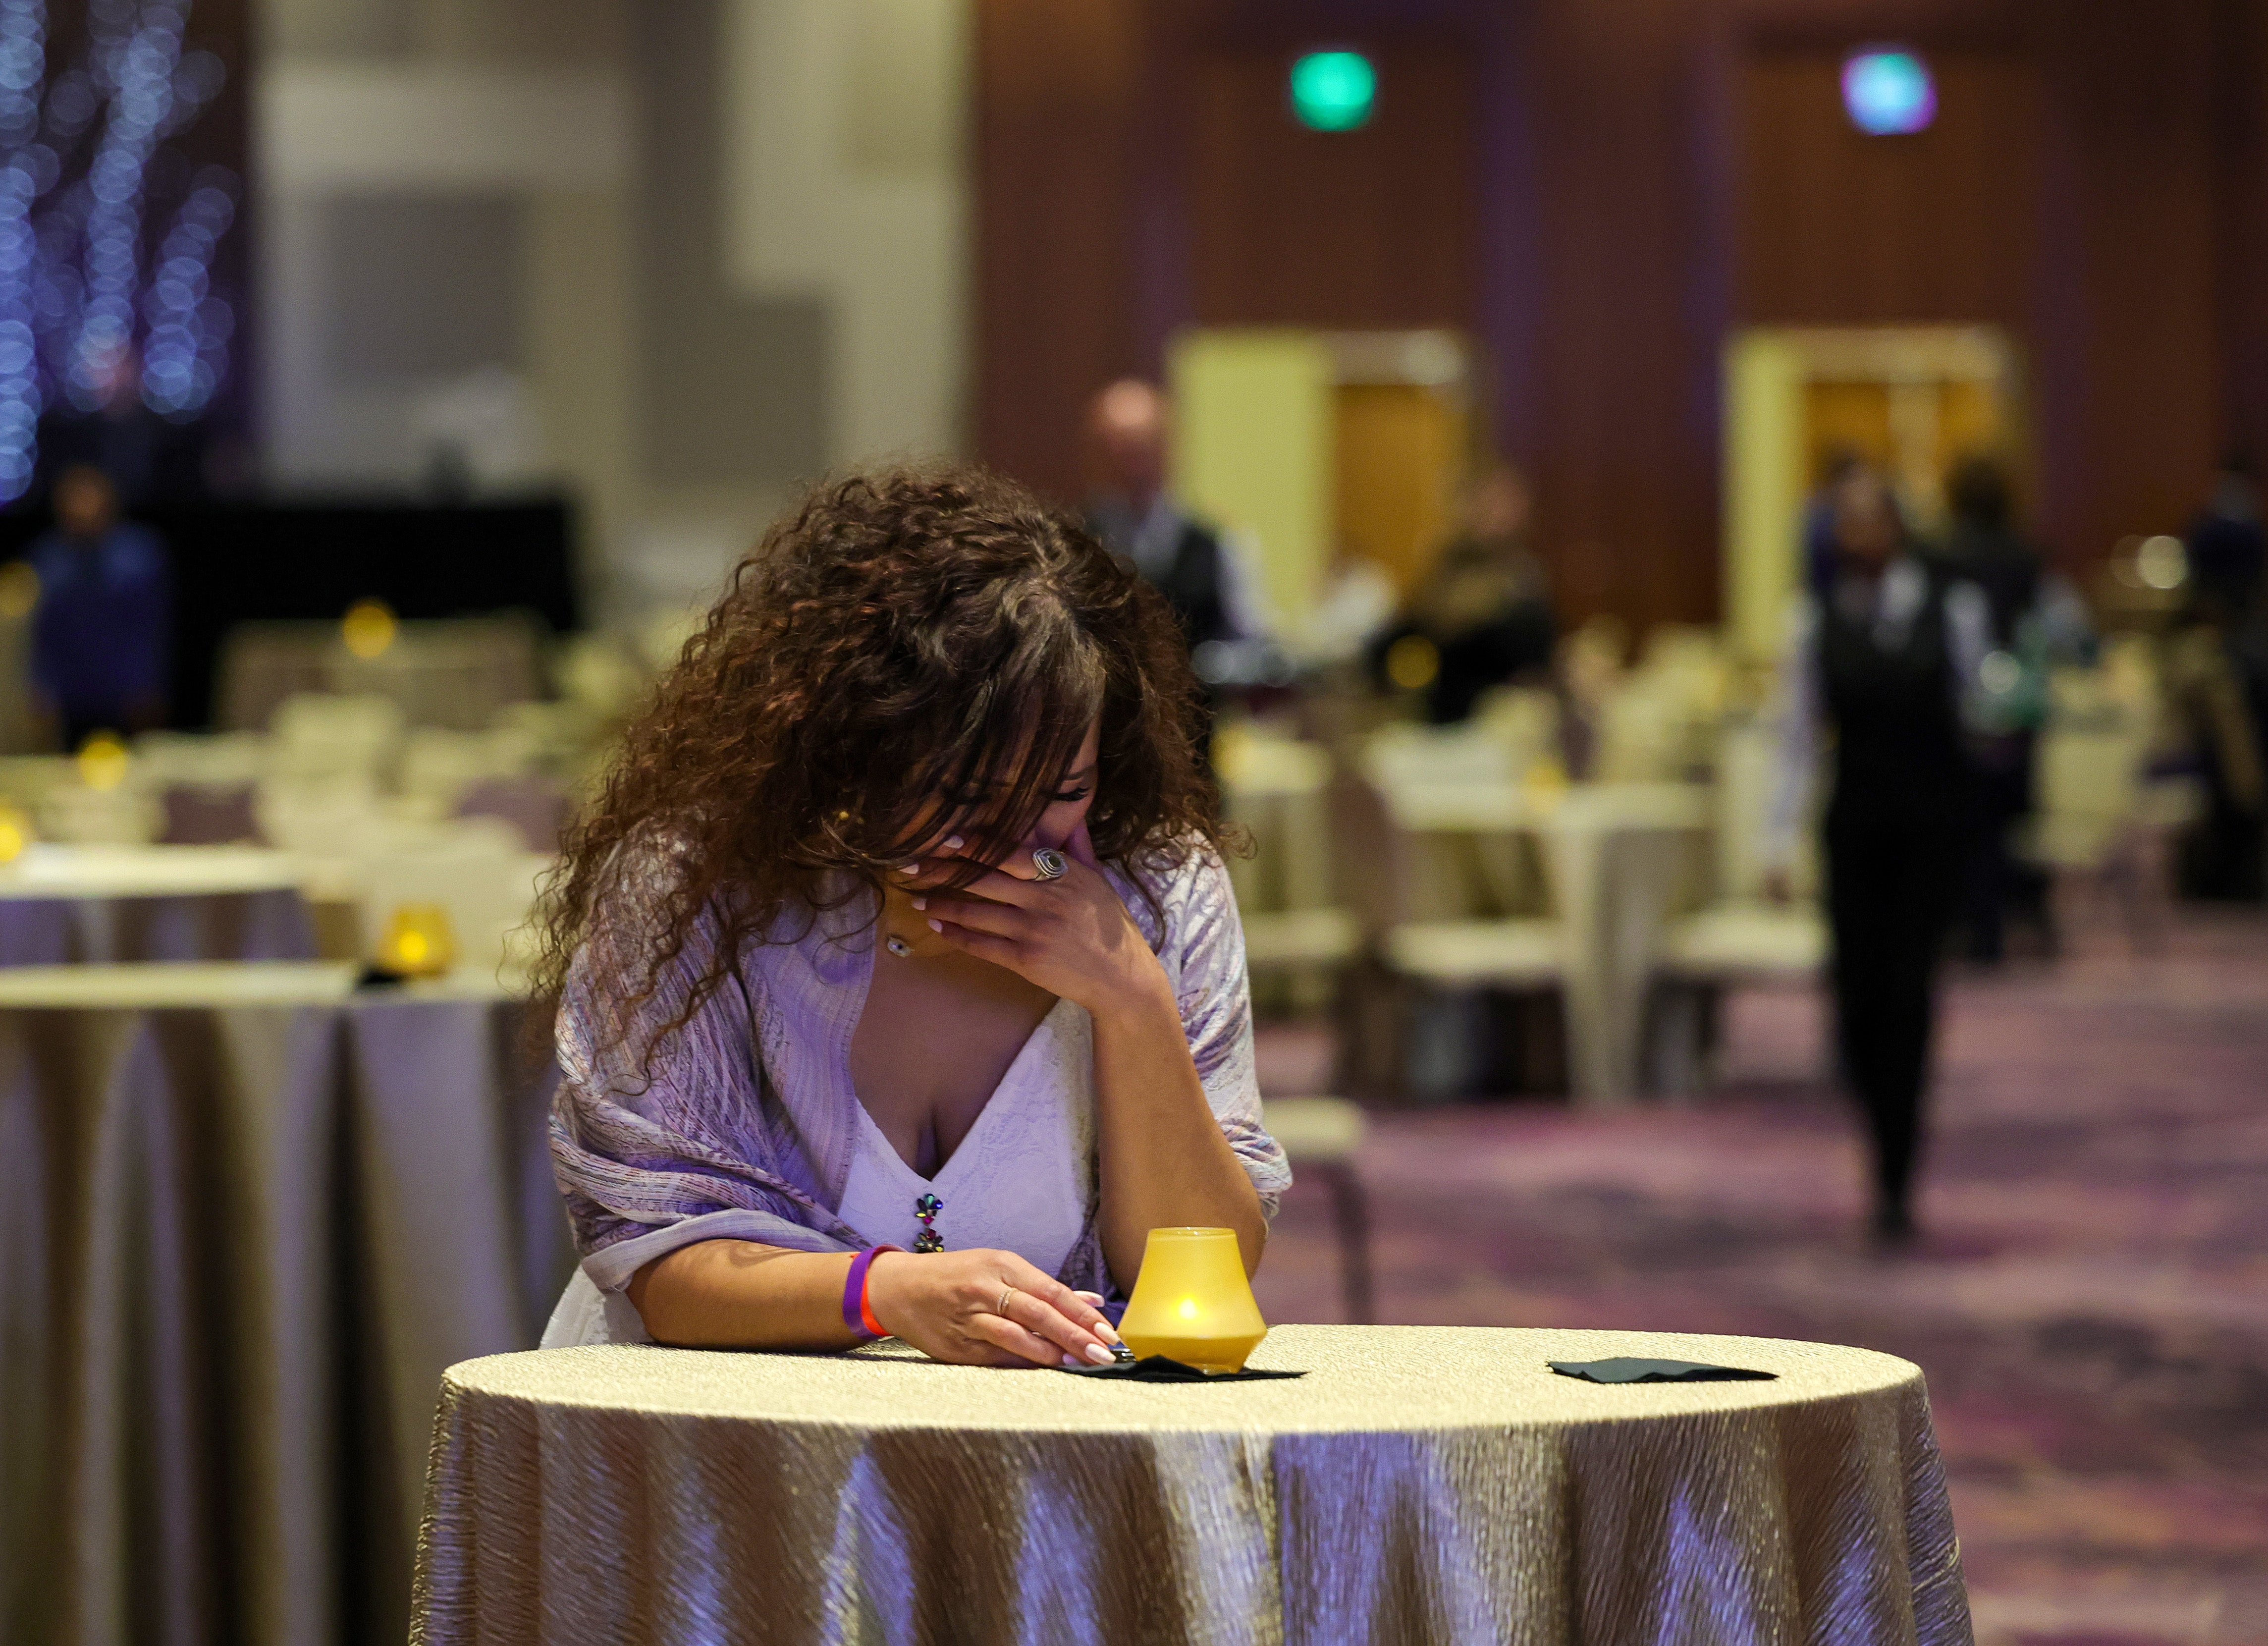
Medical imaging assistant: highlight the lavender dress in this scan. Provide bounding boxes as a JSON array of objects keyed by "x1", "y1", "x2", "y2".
[{"x1": 544, "y1": 848, "x2": 1290, "y2": 1345}]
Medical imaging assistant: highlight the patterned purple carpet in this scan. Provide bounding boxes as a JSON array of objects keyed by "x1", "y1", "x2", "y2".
[{"x1": 1251, "y1": 909, "x2": 2268, "y2": 1646}]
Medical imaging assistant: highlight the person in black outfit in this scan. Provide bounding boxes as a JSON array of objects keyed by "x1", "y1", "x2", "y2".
[
  {"x1": 1370, "y1": 464, "x2": 1556, "y2": 724},
  {"x1": 1941, "y1": 455, "x2": 2088, "y2": 961},
  {"x1": 1768, "y1": 468, "x2": 1990, "y2": 1243},
  {"x1": 1083, "y1": 380, "x2": 1245, "y2": 651}
]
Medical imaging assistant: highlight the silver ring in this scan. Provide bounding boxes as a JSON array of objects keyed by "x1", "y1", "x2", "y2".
[
  {"x1": 996, "y1": 1286, "x2": 1017, "y2": 1317},
  {"x1": 1030, "y1": 847, "x2": 1067, "y2": 881}
]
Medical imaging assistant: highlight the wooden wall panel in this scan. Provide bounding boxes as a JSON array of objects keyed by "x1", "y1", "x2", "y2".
[
  {"x1": 1738, "y1": 50, "x2": 2041, "y2": 327},
  {"x1": 1516, "y1": 0, "x2": 1725, "y2": 633},
  {"x1": 973, "y1": 0, "x2": 1149, "y2": 506},
  {"x1": 974, "y1": 0, "x2": 2268, "y2": 626},
  {"x1": 1185, "y1": 42, "x2": 1478, "y2": 328}
]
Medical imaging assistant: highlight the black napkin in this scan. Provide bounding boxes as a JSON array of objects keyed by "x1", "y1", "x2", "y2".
[
  {"x1": 1061, "y1": 1354, "x2": 1303, "y2": 1382},
  {"x1": 1549, "y1": 1357, "x2": 1775, "y2": 1384}
]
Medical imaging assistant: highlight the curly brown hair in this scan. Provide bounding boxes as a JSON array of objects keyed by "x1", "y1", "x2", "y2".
[{"x1": 531, "y1": 464, "x2": 1224, "y2": 1061}]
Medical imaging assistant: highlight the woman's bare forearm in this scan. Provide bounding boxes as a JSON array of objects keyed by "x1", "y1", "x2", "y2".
[
  {"x1": 626, "y1": 1240, "x2": 860, "y2": 1348},
  {"x1": 1089, "y1": 978, "x2": 1267, "y2": 1287}
]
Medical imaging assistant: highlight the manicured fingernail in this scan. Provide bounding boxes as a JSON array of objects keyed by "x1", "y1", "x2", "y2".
[
  {"x1": 1073, "y1": 1290, "x2": 1105, "y2": 1304},
  {"x1": 944, "y1": 835, "x2": 964, "y2": 850},
  {"x1": 898, "y1": 862, "x2": 920, "y2": 875},
  {"x1": 1083, "y1": 1343, "x2": 1115, "y2": 1366},
  {"x1": 911, "y1": 897, "x2": 925, "y2": 910},
  {"x1": 927, "y1": 919, "x2": 942, "y2": 932},
  {"x1": 1092, "y1": 1317, "x2": 1121, "y2": 1344},
  {"x1": 1062, "y1": 1353, "x2": 1080, "y2": 1368}
]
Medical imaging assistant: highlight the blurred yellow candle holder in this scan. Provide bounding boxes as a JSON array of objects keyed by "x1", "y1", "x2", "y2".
[
  {"x1": 1116, "y1": 1226, "x2": 1267, "y2": 1373},
  {"x1": 375, "y1": 903, "x2": 458, "y2": 979},
  {"x1": 0, "y1": 800, "x2": 31, "y2": 864}
]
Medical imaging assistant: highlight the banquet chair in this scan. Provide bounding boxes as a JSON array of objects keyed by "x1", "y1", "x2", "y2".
[
  {"x1": 455, "y1": 774, "x2": 572, "y2": 854},
  {"x1": 254, "y1": 771, "x2": 385, "y2": 855},
  {"x1": 1351, "y1": 744, "x2": 1567, "y2": 1101},
  {"x1": 1634, "y1": 718, "x2": 1826, "y2": 1095},
  {"x1": 1647, "y1": 900, "x2": 1828, "y2": 1095},
  {"x1": 329, "y1": 616, "x2": 545, "y2": 732},
  {"x1": 2019, "y1": 680, "x2": 2191, "y2": 952},
  {"x1": 1215, "y1": 727, "x2": 1360, "y2": 1013},
  {"x1": 270, "y1": 693, "x2": 406, "y2": 783},
  {"x1": 159, "y1": 783, "x2": 259, "y2": 845},
  {"x1": 1258, "y1": 1096, "x2": 1373, "y2": 1323}
]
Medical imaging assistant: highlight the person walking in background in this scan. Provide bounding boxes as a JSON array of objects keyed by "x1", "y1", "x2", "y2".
[
  {"x1": 1767, "y1": 465, "x2": 1993, "y2": 1244},
  {"x1": 1083, "y1": 380, "x2": 1269, "y2": 653},
  {"x1": 1802, "y1": 446, "x2": 1866, "y2": 602},
  {"x1": 28, "y1": 464, "x2": 171, "y2": 750},
  {"x1": 1371, "y1": 463, "x2": 1556, "y2": 724},
  {"x1": 2163, "y1": 582, "x2": 2268, "y2": 901},
  {"x1": 2184, "y1": 452, "x2": 2266, "y2": 619},
  {"x1": 1941, "y1": 454, "x2": 2094, "y2": 961},
  {"x1": 2180, "y1": 453, "x2": 2268, "y2": 898}
]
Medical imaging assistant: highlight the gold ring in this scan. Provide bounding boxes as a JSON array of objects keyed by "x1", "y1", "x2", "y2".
[{"x1": 996, "y1": 1286, "x2": 1017, "y2": 1317}]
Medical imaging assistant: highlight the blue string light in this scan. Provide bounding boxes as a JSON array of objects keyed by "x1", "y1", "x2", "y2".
[{"x1": 0, "y1": 0, "x2": 238, "y2": 501}]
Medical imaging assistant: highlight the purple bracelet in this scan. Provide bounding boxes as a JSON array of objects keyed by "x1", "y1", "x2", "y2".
[{"x1": 842, "y1": 1245, "x2": 900, "y2": 1341}]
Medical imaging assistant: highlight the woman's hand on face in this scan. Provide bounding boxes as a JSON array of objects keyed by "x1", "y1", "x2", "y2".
[
  {"x1": 906, "y1": 823, "x2": 1171, "y2": 1017},
  {"x1": 863, "y1": 1248, "x2": 1121, "y2": 1368}
]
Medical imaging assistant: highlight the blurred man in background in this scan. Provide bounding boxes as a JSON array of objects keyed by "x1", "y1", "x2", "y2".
[
  {"x1": 1083, "y1": 379, "x2": 1268, "y2": 653},
  {"x1": 1768, "y1": 465, "x2": 1991, "y2": 1243},
  {"x1": 1941, "y1": 454, "x2": 2093, "y2": 960},
  {"x1": 2184, "y1": 452, "x2": 2266, "y2": 619},
  {"x1": 1372, "y1": 463, "x2": 1556, "y2": 725},
  {"x1": 28, "y1": 464, "x2": 171, "y2": 749}
]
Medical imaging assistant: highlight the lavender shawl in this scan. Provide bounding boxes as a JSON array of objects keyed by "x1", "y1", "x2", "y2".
[{"x1": 549, "y1": 847, "x2": 1290, "y2": 1301}]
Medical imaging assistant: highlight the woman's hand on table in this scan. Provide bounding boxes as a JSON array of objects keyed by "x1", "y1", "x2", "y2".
[
  {"x1": 864, "y1": 1248, "x2": 1122, "y2": 1369},
  {"x1": 904, "y1": 823, "x2": 1171, "y2": 1022}
]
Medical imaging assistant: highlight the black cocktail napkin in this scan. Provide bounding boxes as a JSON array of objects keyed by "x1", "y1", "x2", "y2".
[
  {"x1": 1550, "y1": 1357, "x2": 1775, "y2": 1384},
  {"x1": 1061, "y1": 1355, "x2": 1303, "y2": 1382}
]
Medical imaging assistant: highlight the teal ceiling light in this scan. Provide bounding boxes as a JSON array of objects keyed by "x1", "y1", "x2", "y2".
[
  {"x1": 1842, "y1": 47, "x2": 1936, "y2": 135},
  {"x1": 1290, "y1": 49, "x2": 1376, "y2": 132}
]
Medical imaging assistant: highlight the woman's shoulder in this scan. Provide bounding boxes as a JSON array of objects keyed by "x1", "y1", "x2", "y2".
[{"x1": 1113, "y1": 836, "x2": 1238, "y2": 952}]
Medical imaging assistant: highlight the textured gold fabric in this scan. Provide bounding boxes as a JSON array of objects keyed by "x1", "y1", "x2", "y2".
[
  {"x1": 414, "y1": 1324, "x2": 1969, "y2": 1645},
  {"x1": 0, "y1": 967, "x2": 571, "y2": 1646}
]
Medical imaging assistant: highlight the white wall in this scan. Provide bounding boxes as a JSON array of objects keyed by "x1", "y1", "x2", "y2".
[
  {"x1": 254, "y1": 0, "x2": 971, "y2": 628},
  {"x1": 721, "y1": 0, "x2": 970, "y2": 470}
]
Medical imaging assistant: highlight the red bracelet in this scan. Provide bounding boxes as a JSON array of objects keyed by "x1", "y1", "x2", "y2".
[{"x1": 843, "y1": 1245, "x2": 900, "y2": 1341}]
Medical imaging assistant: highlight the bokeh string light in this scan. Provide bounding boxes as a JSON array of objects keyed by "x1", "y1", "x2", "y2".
[
  {"x1": 0, "y1": 0, "x2": 50, "y2": 500},
  {"x1": 0, "y1": 0, "x2": 237, "y2": 501}
]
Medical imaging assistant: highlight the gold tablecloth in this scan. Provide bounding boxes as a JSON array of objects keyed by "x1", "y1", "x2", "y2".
[
  {"x1": 414, "y1": 1324, "x2": 1969, "y2": 1646},
  {"x1": 0, "y1": 845, "x2": 317, "y2": 965},
  {"x1": 0, "y1": 964, "x2": 571, "y2": 1646}
]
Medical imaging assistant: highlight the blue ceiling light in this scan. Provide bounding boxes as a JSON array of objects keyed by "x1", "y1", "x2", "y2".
[
  {"x1": 1290, "y1": 50, "x2": 1375, "y2": 133},
  {"x1": 1842, "y1": 47, "x2": 1936, "y2": 136}
]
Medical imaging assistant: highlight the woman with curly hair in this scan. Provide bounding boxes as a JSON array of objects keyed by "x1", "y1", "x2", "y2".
[{"x1": 536, "y1": 466, "x2": 1287, "y2": 1367}]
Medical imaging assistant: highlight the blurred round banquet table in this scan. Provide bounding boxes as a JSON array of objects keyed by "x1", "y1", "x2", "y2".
[
  {"x1": 0, "y1": 962, "x2": 571, "y2": 1646},
  {"x1": 412, "y1": 1324, "x2": 1971, "y2": 1646},
  {"x1": 0, "y1": 843, "x2": 318, "y2": 965}
]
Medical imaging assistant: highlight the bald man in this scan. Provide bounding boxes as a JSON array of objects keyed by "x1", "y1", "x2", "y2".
[{"x1": 1082, "y1": 380, "x2": 1265, "y2": 652}]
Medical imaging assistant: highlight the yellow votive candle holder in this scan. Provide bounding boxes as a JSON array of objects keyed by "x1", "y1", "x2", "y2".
[
  {"x1": 377, "y1": 902, "x2": 459, "y2": 979},
  {"x1": 1117, "y1": 1226, "x2": 1266, "y2": 1373}
]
